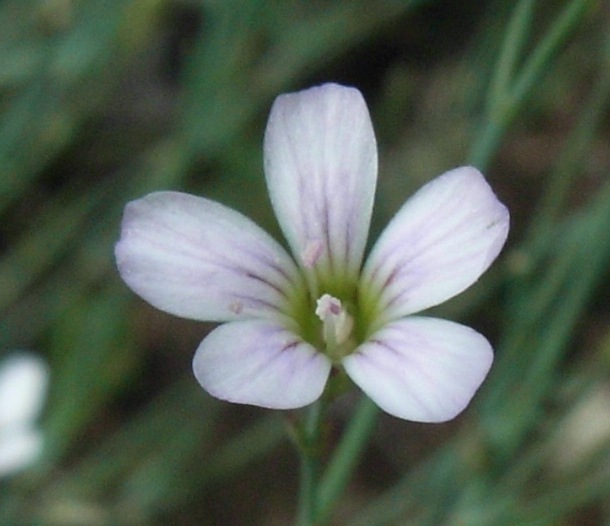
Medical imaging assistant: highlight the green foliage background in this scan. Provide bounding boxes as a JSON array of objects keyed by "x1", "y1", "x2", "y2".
[{"x1": 2, "y1": 0, "x2": 610, "y2": 524}]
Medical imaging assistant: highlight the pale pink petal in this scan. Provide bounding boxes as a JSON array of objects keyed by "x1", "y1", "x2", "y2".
[
  {"x1": 343, "y1": 317, "x2": 493, "y2": 422},
  {"x1": 115, "y1": 191, "x2": 303, "y2": 323},
  {"x1": 193, "y1": 320, "x2": 331, "y2": 409},
  {"x1": 264, "y1": 83, "x2": 377, "y2": 289},
  {"x1": 361, "y1": 167, "x2": 509, "y2": 324}
]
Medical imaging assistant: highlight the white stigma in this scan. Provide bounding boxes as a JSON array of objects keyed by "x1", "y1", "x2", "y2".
[{"x1": 315, "y1": 294, "x2": 354, "y2": 352}]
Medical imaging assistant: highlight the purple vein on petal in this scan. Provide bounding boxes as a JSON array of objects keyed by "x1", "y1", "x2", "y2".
[
  {"x1": 116, "y1": 191, "x2": 303, "y2": 322},
  {"x1": 127, "y1": 212, "x2": 290, "y2": 309},
  {"x1": 193, "y1": 320, "x2": 332, "y2": 409},
  {"x1": 264, "y1": 84, "x2": 378, "y2": 291},
  {"x1": 361, "y1": 167, "x2": 509, "y2": 321}
]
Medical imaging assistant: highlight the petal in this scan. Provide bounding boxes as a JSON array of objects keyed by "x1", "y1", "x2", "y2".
[
  {"x1": 0, "y1": 427, "x2": 43, "y2": 476},
  {"x1": 343, "y1": 317, "x2": 493, "y2": 422},
  {"x1": 264, "y1": 83, "x2": 377, "y2": 289},
  {"x1": 192, "y1": 320, "x2": 332, "y2": 409},
  {"x1": 0, "y1": 353, "x2": 48, "y2": 429},
  {"x1": 115, "y1": 191, "x2": 303, "y2": 322},
  {"x1": 361, "y1": 167, "x2": 509, "y2": 323}
]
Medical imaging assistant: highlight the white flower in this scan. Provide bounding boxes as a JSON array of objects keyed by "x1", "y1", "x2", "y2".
[
  {"x1": 115, "y1": 83, "x2": 509, "y2": 422},
  {"x1": 0, "y1": 352, "x2": 48, "y2": 475}
]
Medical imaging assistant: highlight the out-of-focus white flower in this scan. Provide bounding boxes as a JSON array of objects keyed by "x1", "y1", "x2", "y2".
[
  {"x1": 0, "y1": 352, "x2": 49, "y2": 476},
  {"x1": 115, "y1": 83, "x2": 509, "y2": 422}
]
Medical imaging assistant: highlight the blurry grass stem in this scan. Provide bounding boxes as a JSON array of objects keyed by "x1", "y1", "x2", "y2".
[
  {"x1": 469, "y1": 0, "x2": 594, "y2": 169},
  {"x1": 523, "y1": 27, "x2": 610, "y2": 253},
  {"x1": 481, "y1": 26, "x2": 610, "y2": 452}
]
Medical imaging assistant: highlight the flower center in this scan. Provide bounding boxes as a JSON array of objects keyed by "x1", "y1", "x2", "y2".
[{"x1": 315, "y1": 293, "x2": 355, "y2": 361}]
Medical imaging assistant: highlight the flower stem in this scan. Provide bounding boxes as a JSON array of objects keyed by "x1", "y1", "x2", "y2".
[
  {"x1": 315, "y1": 396, "x2": 378, "y2": 524},
  {"x1": 294, "y1": 395, "x2": 378, "y2": 525},
  {"x1": 295, "y1": 400, "x2": 324, "y2": 526}
]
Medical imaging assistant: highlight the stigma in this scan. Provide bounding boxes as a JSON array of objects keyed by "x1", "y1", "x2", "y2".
[{"x1": 315, "y1": 294, "x2": 354, "y2": 360}]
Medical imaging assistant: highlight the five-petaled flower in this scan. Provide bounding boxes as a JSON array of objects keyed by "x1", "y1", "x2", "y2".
[{"x1": 115, "y1": 83, "x2": 509, "y2": 422}]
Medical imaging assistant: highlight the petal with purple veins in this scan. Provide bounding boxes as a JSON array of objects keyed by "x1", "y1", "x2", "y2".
[
  {"x1": 264, "y1": 83, "x2": 377, "y2": 289},
  {"x1": 115, "y1": 191, "x2": 302, "y2": 323},
  {"x1": 361, "y1": 167, "x2": 509, "y2": 324},
  {"x1": 343, "y1": 317, "x2": 493, "y2": 422},
  {"x1": 193, "y1": 320, "x2": 332, "y2": 409}
]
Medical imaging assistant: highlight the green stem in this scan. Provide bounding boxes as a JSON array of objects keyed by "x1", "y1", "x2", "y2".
[
  {"x1": 316, "y1": 396, "x2": 378, "y2": 524},
  {"x1": 294, "y1": 394, "x2": 378, "y2": 525},
  {"x1": 295, "y1": 400, "x2": 324, "y2": 526}
]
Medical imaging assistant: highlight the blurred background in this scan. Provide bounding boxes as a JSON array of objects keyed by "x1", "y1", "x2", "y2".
[{"x1": 1, "y1": 0, "x2": 610, "y2": 524}]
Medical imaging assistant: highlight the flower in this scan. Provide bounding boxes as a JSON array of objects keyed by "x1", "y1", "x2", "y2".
[
  {"x1": 0, "y1": 352, "x2": 48, "y2": 476},
  {"x1": 115, "y1": 83, "x2": 509, "y2": 422}
]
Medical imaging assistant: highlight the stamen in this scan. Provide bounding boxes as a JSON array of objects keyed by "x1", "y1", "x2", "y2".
[
  {"x1": 301, "y1": 239, "x2": 323, "y2": 268},
  {"x1": 228, "y1": 299, "x2": 244, "y2": 314}
]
